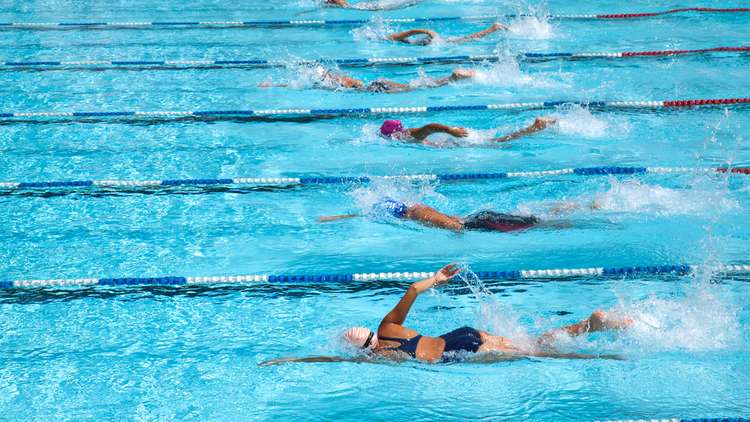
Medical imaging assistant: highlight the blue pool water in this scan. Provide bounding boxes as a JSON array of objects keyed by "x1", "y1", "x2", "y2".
[{"x1": 1, "y1": 0, "x2": 749, "y2": 420}]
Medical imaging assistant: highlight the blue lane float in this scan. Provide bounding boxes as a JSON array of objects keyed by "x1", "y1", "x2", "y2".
[
  {"x1": 1, "y1": 97, "x2": 749, "y2": 122},
  {"x1": 2, "y1": 46, "x2": 748, "y2": 70},
  {"x1": 1, "y1": 166, "x2": 749, "y2": 193},
  {"x1": 4, "y1": 262, "x2": 750, "y2": 289}
]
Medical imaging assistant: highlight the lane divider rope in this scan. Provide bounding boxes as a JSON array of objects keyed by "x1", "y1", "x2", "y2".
[
  {"x1": 2, "y1": 97, "x2": 749, "y2": 121},
  {"x1": 1, "y1": 8, "x2": 748, "y2": 29},
  {"x1": 3, "y1": 46, "x2": 748, "y2": 69},
  {"x1": 1, "y1": 166, "x2": 749, "y2": 192},
  {"x1": 3, "y1": 262, "x2": 749, "y2": 289}
]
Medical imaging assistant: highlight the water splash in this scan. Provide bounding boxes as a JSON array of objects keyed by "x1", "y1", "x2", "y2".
[
  {"x1": 591, "y1": 177, "x2": 738, "y2": 216},
  {"x1": 351, "y1": 18, "x2": 396, "y2": 41},
  {"x1": 518, "y1": 177, "x2": 738, "y2": 219},
  {"x1": 506, "y1": 15, "x2": 554, "y2": 40},
  {"x1": 607, "y1": 273, "x2": 741, "y2": 354},
  {"x1": 471, "y1": 57, "x2": 557, "y2": 88},
  {"x1": 347, "y1": 177, "x2": 443, "y2": 219},
  {"x1": 551, "y1": 104, "x2": 625, "y2": 138}
]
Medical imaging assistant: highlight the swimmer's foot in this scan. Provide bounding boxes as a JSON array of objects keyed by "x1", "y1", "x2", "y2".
[
  {"x1": 450, "y1": 68, "x2": 476, "y2": 81},
  {"x1": 588, "y1": 309, "x2": 633, "y2": 332}
]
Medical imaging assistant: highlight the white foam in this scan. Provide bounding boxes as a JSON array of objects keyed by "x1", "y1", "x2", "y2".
[
  {"x1": 551, "y1": 104, "x2": 619, "y2": 138},
  {"x1": 591, "y1": 178, "x2": 739, "y2": 216},
  {"x1": 506, "y1": 15, "x2": 554, "y2": 40}
]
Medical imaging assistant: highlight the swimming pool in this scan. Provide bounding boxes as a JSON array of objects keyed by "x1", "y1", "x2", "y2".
[{"x1": 1, "y1": 0, "x2": 749, "y2": 419}]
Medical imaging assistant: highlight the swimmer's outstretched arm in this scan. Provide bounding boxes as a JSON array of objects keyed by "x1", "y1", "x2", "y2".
[
  {"x1": 259, "y1": 355, "x2": 371, "y2": 366},
  {"x1": 387, "y1": 29, "x2": 438, "y2": 43},
  {"x1": 318, "y1": 214, "x2": 360, "y2": 222},
  {"x1": 408, "y1": 123, "x2": 469, "y2": 141},
  {"x1": 379, "y1": 264, "x2": 459, "y2": 329},
  {"x1": 490, "y1": 117, "x2": 557, "y2": 143},
  {"x1": 428, "y1": 68, "x2": 476, "y2": 88},
  {"x1": 449, "y1": 23, "x2": 507, "y2": 43}
]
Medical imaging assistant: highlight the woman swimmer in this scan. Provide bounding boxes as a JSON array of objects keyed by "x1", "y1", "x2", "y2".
[
  {"x1": 378, "y1": 117, "x2": 557, "y2": 146},
  {"x1": 319, "y1": 198, "x2": 543, "y2": 232},
  {"x1": 324, "y1": 0, "x2": 418, "y2": 10},
  {"x1": 388, "y1": 23, "x2": 507, "y2": 45},
  {"x1": 259, "y1": 67, "x2": 475, "y2": 93},
  {"x1": 260, "y1": 264, "x2": 632, "y2": 366}
]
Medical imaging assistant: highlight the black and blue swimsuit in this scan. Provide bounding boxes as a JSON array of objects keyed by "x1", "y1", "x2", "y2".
[{"x1": 379, "y1": 327, "x2": 483, "y2": 361}]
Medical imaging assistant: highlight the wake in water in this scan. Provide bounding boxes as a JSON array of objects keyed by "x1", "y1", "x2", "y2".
[
  {"x1": 456, "y1": 266, "x2": 741, "y2": 358},
  {"x1": 516, "y1": 176, "x2": 739, "y2": 221}
]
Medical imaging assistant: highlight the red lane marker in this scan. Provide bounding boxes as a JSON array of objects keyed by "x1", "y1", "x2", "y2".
[
  {"x1": 597, "y1": 7, "x2": 750, "y2": 19},
  {"x1": 716, "y1": 167, "x2": 750, "y2": 175},
  {"x1": 663, "y1": 98, "x2": 750, "y2": 107},
  {"x1": 620, "y1": 46, "x2": 750, "y2": 57}
]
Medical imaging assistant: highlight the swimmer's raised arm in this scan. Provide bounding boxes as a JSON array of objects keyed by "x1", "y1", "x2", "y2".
[
  {"x1": 380, "y1": 264, "x2": 459, "y2": 328},
  {"x1": 408, "y1": 123, "x2": 469, "y2": 141},
  {"x1": 387, "y1": 29, "x2": 438, "y2": 43},
  {"x1": 449, "y1": 22, "x2": 507, "y2": 43},
  {"x1": 491, "y1": 116, "x2": 557, "y2": 143},
  {"x1": 318, "y1": 214, "x2": 360, "y2": 222}
]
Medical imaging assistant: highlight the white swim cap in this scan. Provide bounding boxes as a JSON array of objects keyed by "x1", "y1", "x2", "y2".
[{"x1": 344, "y1": 327, "x2": 378, "y2": 349}]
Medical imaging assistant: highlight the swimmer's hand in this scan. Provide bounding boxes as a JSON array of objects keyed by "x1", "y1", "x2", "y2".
[
  {"x1": 532, "y1": 116, "x2": 557, "y2": 129},
  {"x1": 448, "y1": 126, "x2": 469, "y2": 137},
  {"x1": 430, "y1": 263, "x2": 460, "y2": 287},
  {"x1": 450, "y1": 68, "x2": 476, "y2": 81}
]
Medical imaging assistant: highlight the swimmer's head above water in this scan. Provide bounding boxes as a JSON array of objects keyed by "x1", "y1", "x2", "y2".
[
  {"x1": 380, "y1": 119, "x2": 406, "y2": 138},
  {"x1": 344, "y1": 326, "x2": 379, "y2": 350}
]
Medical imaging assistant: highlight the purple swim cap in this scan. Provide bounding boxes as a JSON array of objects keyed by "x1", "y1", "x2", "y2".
[{"x1": 380, "y1": 119, "x2": 404, "y2": 137}]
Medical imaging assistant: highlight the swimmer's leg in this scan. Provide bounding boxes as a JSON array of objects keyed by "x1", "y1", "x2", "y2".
[
  {"x1": 477, "y1": 331, "x2": 520, "y2": 353},
  {"x1": 536, "y1": 309, "x2": 632, "y2": 349}
]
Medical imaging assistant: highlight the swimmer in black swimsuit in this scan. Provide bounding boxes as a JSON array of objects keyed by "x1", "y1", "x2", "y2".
[
  {"x1": 388, "y1": 23, "x2": 508, "y2": 45},
  {"x1": 319, "y1": 198, "x2": 542, "y2": 233},
  {"x1": 260, "y1": 264, "x2": 633, "y2": 366},
  {"x1": 259, "y1": 67, "x2": 475, "y2": 93}
]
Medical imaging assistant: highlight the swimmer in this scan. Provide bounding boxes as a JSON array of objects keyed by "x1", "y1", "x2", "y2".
[
  {"x1": 378, "y1": 117, "x2": 557, "y2": 146},
  {"x1": 319, "y1": 198, "x2": 544, "y2": 232},
  {"x1": 388, "y1": 23, "x2": 507, "y2": 45},
  {"x1": 259, "y1": 67, "x2": 475, "y2": 93},
  {"x1": 259, "y1": 264, "x2": 632, "y2": 366},
  {"x1": 325, "y1": 0, "x2": 418, "y2": 10}
]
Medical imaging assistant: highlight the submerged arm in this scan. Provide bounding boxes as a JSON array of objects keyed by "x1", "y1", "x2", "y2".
[
  {"x1": 491, "y1": 117, "x2": 557, "y2": 143},
  {"x1": 318, "y1": 214, "x2": 360, "y2": 222},
  {"x1": 259, "y1": 355, "x2": 370, "y2": 366}
]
